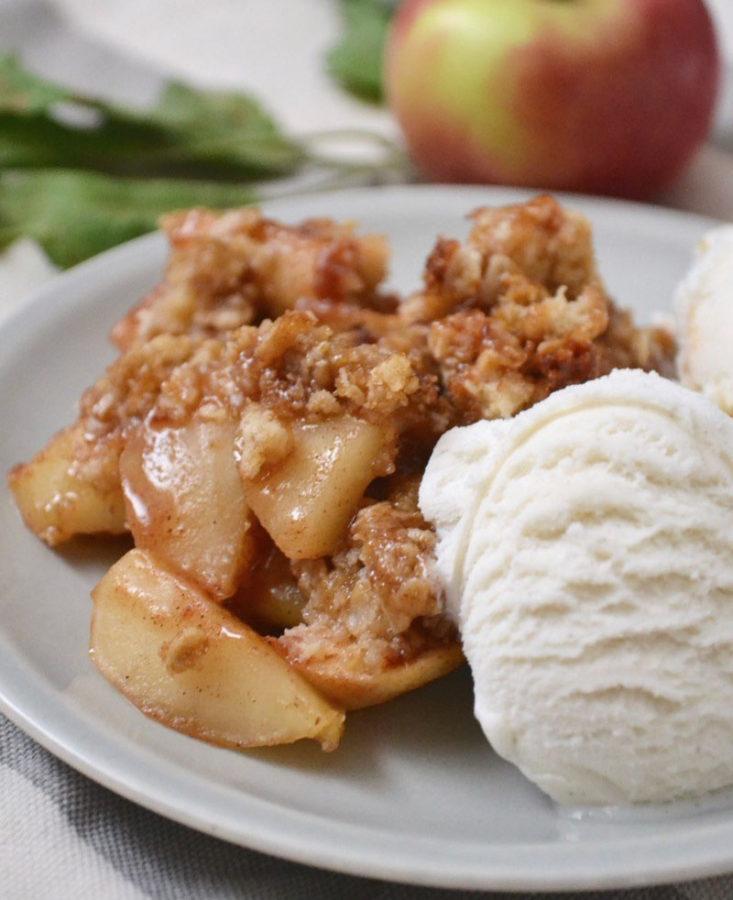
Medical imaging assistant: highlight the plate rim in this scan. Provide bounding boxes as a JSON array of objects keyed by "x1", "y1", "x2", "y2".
[{"x1": 1, "y1": 183, "x2": 731, "y2": 892}]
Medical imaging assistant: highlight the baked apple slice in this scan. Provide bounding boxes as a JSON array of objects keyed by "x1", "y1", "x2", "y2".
[
  {"x1": 8, "y1": 424, "x2": 126, "y2": 546},
  {"x1": 91, "y1": 549, "x2": 344, "y2": 751},
  {"x1": 278, "y1": 630, "x2": 464, "y2": 711},
  {"x1": 240, "y1": 413, "x2": 390, "y2": 560},
  {"x1": 228, "y1": 538, "x2": 306, "y2": 633},
  {"x1": 120, "y1": 415, "x2": 257, "y2": 601},
  {"x1": 9, "y1": 333, "x2": 197, "y2": 547}
]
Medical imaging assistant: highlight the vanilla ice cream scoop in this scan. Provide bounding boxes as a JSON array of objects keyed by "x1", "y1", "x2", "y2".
[
  {"x1": 420, "y1": 370, "x2": 733, "y2": 805},
  {"x1": 676, "y1": 226, "x2": 733, "y2": 414}
]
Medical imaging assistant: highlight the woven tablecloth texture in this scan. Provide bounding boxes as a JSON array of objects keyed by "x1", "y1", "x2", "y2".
[
  {"x1": 4, "y1": 715, "x2": 733, "y2": 898},
  {"x1": 4, "y1": 1, "x2": 733, "y2": 896}
]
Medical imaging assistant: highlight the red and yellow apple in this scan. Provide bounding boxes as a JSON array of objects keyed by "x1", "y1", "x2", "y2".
[{"x1": 386, "y1": 0, "x2": 720, "y2": 198}]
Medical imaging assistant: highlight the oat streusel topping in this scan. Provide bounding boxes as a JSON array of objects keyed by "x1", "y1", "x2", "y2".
[{"x1": 16, "y1": 196, "x2": 678, "y2": 684}]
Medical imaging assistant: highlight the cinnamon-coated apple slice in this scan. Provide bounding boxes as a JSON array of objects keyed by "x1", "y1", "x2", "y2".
[
  {"x1": 91, "y1": 549, "x2": 345, "y2": 751},
  {"x1": 8, "y1": 424, "x2": 126, "y2": 546},
  {"x1": 277, "y1": 632, "x2": 464, "y2": 711},
  {"x1": 240, "y1": 414, "x2": 390, "y2": 560},
  {"x1": 120, "y1": 414, "x2": 257, "y2": 601}
]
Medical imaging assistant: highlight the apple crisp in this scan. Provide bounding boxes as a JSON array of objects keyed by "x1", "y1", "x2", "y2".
[{"x1": 9, "y1": 194, "x2": 677, "y2": 749}]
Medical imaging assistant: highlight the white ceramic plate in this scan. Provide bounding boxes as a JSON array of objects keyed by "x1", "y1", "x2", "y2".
[{"x1": 1, "y1": 185, "x2": 731, "y2": 892}]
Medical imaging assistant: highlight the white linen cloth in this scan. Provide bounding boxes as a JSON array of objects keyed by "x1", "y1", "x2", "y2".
[{"x1": 3, "y1": 2, "x2": 733, "y2": 896}]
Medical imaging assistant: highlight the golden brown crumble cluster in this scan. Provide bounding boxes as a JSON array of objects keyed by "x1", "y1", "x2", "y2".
[
  {"x1": 283, "y1": 476, "x2": 446, "y2": 667},
  {"x1": 20, "y1": 195, "x2": 678, "y2": 683},
  {"x1": 401, "y1": 195, "x2": 675, "y2": 421},
  {"x1": 130, "y1": 310, "x2": 446, "y2": 495},
  {"x1": 111, "y1": 208, "x2": 390, "y2": 351},
  {"x1": 107, "y1": 194, "x2": 675, "y2": 434},
  {"x1": 80, "y1": 334, "x2": 197, "y2": 441}
]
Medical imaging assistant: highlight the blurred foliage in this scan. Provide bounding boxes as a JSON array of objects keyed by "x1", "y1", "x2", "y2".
[
  {"x1": 327, "y1": 0, "x2": 398, "y2": 103},
  {"x1": 0, "y1": 57, "x2": 303, "y2": 178},
  {"x1": 0, "y1": 55, "x2": 71, "y2": 112},
  {"x1": 0, "y1": 56, "x2": 404, "y2": 268},
  {"x1": 0, "y1": 169, "x2": 259, "y2": 268}
]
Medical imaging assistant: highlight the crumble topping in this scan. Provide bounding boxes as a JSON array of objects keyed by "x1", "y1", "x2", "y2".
[
  {"x1": 16, "y1": 196, "x2": 679, "y2": 684},
  {"x1": 401, "y1": 195, "x2": 675, "y2": 421},
  {"x1": 111, "y1": 207, "x2": 390, "y2": 350},
  {"x1": 280, "y1": 476, "x2": 453, "y2": 669},
  {"x1": 234, "y1": 404, "x2": 293, "y2": 480}
]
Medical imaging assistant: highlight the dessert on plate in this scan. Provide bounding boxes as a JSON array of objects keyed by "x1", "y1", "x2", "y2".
[{"x1": 19, "y1": 193, "x2": 728, "y2": 807}]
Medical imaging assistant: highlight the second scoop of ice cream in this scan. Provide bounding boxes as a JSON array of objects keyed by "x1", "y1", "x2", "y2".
[
  {"x1": 676, "y1": 225, "x2": 733, "y2": 414},
  {"x1": 420, "y1": 370, "x2": 733, "y2": 805}
]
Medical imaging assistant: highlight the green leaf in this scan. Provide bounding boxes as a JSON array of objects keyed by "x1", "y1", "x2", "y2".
[
  {"x1": 0, "y1": 56, "x2": 303, "y2": 179},
  {"x1": 155, "y1": 81, "x2": 278, "y2": 134},
  {"x1": 327, "y1": 0, "x2": 396, "y2": 103},
  {"x1": 0, "y1": 56, "x2": 72, "y2": 113},
  {"x1": 0, "y1": 112, "x2": 168, "y2": 171},
  {"x1": 0, "y1": 169, "x2": 260, "y2": 268},
  {"x1": 149, "y1": 81, "x2": 304, "y2": 176}
]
